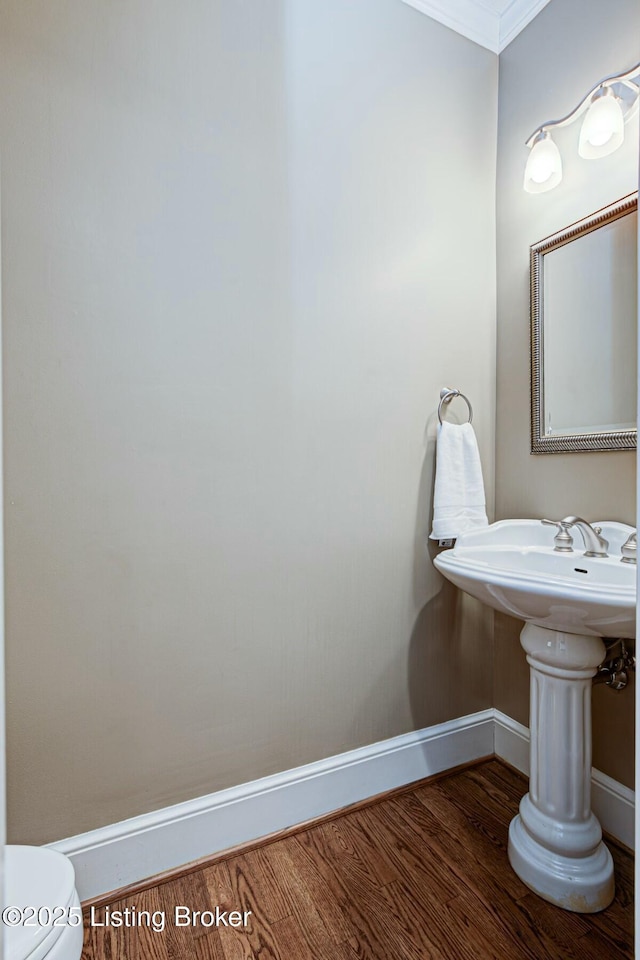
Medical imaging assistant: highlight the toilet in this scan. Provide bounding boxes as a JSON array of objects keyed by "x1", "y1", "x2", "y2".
[{"x1": 5, "y1": 846, "x2": 84, "y2": 960}]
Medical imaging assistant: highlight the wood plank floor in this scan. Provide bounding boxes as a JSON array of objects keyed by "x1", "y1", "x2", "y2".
[{"x1": 81, "y1": 760, "x2": 633, "y2": 959}]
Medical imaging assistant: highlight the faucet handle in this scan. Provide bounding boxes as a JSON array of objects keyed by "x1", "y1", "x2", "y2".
[
  {"x1": 541, "y1": 519, "x2": 574, "y2": 552},
  {"x1": 621, "y1": 531, "x2": 637, "y2": 565}
]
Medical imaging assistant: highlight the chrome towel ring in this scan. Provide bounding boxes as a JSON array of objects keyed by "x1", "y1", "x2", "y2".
[{"x1": 437, "y1": 387, "x2": 473, "y2": 425}]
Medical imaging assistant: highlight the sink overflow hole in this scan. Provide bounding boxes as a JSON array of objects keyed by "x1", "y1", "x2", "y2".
[{"x1": 574, "y1": 568, "x2": 588, "y2": 574}]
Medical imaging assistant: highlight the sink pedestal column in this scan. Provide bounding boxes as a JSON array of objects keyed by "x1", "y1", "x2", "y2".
[{"x1": 508, "y1": 623, "x2": 614, "y2": 913}]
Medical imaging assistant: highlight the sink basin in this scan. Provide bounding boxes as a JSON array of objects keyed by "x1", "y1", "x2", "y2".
[{"x1": 433, "y1": 519, "x2": 636, "y2": 638}]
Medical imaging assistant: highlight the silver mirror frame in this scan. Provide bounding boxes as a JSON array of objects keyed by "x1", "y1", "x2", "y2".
[{"x1": 530, "y1": 191, "x2": 638, "y2": 454}]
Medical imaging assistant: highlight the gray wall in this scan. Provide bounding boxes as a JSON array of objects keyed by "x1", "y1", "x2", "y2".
[
  {"x1": 0, "y1": 0, "x2": 497, "y2": 843},
  {"x1": 495, "y1": 0, "x2": 639, "y2": 788}
]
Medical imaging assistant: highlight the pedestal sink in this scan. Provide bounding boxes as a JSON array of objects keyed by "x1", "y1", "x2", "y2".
[{"x1": 433, "y1": 519, "x2": 636, "y2": 913}]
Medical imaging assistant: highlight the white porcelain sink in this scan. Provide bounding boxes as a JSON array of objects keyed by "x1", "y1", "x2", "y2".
[
  {"x1": 432, "y1": 517, "x2": 637, "y2": 914},
  {"x1": 433, "y1": 519, "x2": 636, "y2": 638}
]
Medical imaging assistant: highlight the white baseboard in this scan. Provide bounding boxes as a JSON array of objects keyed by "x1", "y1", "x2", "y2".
[
  {"x1": 493, "y1": 710, "x2": 635, "y2": 852},
  {"x1": 49, "y1": 709, "x2": 633, "y2": 901},
  {"x1": 493, "y1": 710, "x2": 531, "y2": 774},
  {"x1": 49, "y1": 710, "x2": 495, "y2": 901}
]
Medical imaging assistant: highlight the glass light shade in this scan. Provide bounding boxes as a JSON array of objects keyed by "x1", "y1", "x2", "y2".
[
  {"x1": 578, "y1": 91, "x2": 624, "y2": 158},
  {"x1": 523, "y1": 133, "x2": 562, "y2": 194}
]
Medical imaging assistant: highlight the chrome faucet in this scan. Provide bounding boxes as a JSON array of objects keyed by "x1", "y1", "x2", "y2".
[
  {"x1": 541, "y1": 518, "x2": 574, "y2": 552},
  {"x1": 560, "y1": 516, "x2": 609, "y2": 558},
  {"x1": 621, "y1": 531, "x2": 637, "y2": 564}
]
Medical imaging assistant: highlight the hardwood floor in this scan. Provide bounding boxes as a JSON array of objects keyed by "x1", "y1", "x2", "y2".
[{"x1": 81, "y1": 760, "x2": 633, "y2": 959}]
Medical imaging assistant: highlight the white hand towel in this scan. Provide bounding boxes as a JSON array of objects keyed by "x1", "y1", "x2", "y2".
[{"x1": 430, "y1": 420, "x2": 488, "y2": 540}]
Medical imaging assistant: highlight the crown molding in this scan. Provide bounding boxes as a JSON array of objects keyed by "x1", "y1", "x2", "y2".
[
  {"x1": 400, "y1": 0, "x2": 500, "y2": 52},
  {"x1": 499, "y1": 0, "x2": 553, "y2": 50},
  {"x1": 400, "y1": 0, "x2": 552, "y2": 54}
]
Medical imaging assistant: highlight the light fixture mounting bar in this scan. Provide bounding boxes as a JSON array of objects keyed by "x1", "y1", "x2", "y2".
[{"x1": 525, "y1": 61, "x2": 640, "y2": 146}]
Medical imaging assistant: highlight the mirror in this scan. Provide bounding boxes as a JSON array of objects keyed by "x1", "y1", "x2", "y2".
[{"x1": 530, "y1": 192, "x2": 637, "y2": 453}]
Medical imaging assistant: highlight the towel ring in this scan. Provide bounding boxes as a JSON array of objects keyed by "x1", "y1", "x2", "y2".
[{"x1": 437, "y1": 388, "x2": 473, "y2": 425}]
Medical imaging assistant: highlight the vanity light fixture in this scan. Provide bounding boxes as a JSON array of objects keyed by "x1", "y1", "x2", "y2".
[
  {"x1": 524, "y1": 61, "x2": 640, "y2": 193},
  {"x1": 523, "y1": 131, "x2": 562, "y2": 193},
  {"x1": 578, "y1": 86, "x2": 625, "y2": 158}
]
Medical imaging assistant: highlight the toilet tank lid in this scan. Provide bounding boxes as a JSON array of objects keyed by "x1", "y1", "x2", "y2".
[{"x1": 5, "y1": 845, "x2": 78, "y2": 960}]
